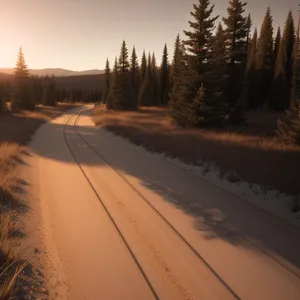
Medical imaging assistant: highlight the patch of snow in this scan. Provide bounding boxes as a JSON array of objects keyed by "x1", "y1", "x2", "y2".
[
  {"x1": 160, "y1": 153, "x2": 300, "y2": 229},
  {"x1": 96, "y1": 124, "x2": 300, "y2": 229}
]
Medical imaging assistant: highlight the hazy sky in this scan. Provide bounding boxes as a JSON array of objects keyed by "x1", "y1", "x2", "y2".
[{"x1": 0, "y1": 0, "x2": 299, "y2": 71}]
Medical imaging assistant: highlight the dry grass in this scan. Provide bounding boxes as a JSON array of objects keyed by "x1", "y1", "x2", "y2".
[
  {"x1": 93, "y1": 106, "x2": 300, "y2": 194},
  {"x1": 0, "y1": 103, "x2": 81, "y2": 298},
  {"x1": 0, "y1": 214, "x2": 26, "y2": 300}
]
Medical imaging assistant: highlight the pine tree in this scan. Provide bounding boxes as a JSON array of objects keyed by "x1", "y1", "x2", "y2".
[
  {"x1": 270, "y1": 11, "x2": 295, "y2": 110},
  {"x1": 223, "y1": 0, "x2": 248, "y2": 107},
  {"x1": 107, "y1": 57, "x2": 119, "y2": 109},
  {"x1": 170, "y1": 34, "x2": 182, "y2": 90},
  {"x1": 170, "y1": 53, "x2": 226, "y2": 126},
  {"x1": 274, "y1": 27, "x2": 281, "y2": 63},
  {"x1": 119, "y1": 41, "x2": 130, "y2": 72},
  {"x1": 212, "y1": 23, "x2": 226, "y2": 68},
  {"x1": 183, "y1": 0, "x2": 219, "y2": 75},
  {"x1": 246, "y1": 28, "x2": 259, "y2": 108},
  {"x1": 277, "y1": 98, "x2": 300, "y2": 145},
  {"x1": 169, "y1": 40, "x2": 185, "y2": 121},
  {"x1": 102, "y1": 58, "x2": 110, "y2": 104},
  {"x1": 112, "y1": 40, "x2": 136, "y2": 110},
  {"x1": 210, "y1": 23, "x2": 233, "y2": 120},
  {"x1": 139, "y1": 53, "x2": 154, "y2": 106},
  {"x1": 170, "y1": 0, "x2": 227, "y2": 126},
  {"x1": 247, "y1": 28, "x2": 258, "y2": 74},
  {"x1": 151, "y1": 52, "x2": 159, "y2": 105},
  {"x1": 272, "y1": 46, "x2": 286, "y2": 111},
  {"x1": 223, "y1": 0, "x2": 248, "y2": 66},
  {"x1": 160, "y1": 44, "x2": 170, "y2": 105},
  {"x1": 282, "y1": 11, "x2": 295, "y2": 100},
  {"x1": 245, "y1": 14, "x2": 253, "y2": 65},
  {"x1": 130, "y1": 46, "x2": 139, "y2": 99},
  {"x1": 171, "y1": 35, "x2": 181, "y2": 74},
  {"x1": 169, "y1": 45, "x2": 200, "y2": 126},
  {"x1": 11, "y1": 47, "x2": 34, "y2": 110},
  {"x1": 191, "y1": 84, "x2": 227, "y2": 126},
  {"x1": 140, "y1": 50, "x2": 147, "y2": 86},
  {"x1": 256, "y1": 7, "x2": 274, "y2": 107}
]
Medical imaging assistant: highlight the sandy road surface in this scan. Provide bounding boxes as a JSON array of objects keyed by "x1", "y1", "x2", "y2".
[{"x1": 26, "y1": 107, "x2": 300, "y2": 300}]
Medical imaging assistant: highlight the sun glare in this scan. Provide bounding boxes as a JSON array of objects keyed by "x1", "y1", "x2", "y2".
[{"x1": 0, "y1": 46, "x2": 19, "y2": 70}]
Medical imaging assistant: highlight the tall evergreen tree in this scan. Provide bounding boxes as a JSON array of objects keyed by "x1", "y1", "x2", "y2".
[
  {"x1": 107, "y1": 57, "x2": 119, "y2": 109},
  {"x1": 130, "y1": 46, "x2": 139, "y2": 98},
  {"x1": 171, "y1": 35, "x2": 181, "y2": 73},
  {"x1": 274, "y1": 27, "x2": 281, "y2": 63},
  {"x1": 170, "y1": 0, "x2": 227, "y2": 126},
  {"x1": 160, "y1": 44, "x2": 170, "y2": 104},
  {"x1": 282, "y1": 11, "x2": 295, "y2": 98},
  {"x1": 112, "y1": 40, "x2": 136, "y2": 110},
  {"x1": 151, "y1": 52, "x2": 159, "y2": 104},
  {"x1": 169, "y1": 41, "x2": 186, "y2": 122},
  {"x1": 183, "y1": 0, "x2": 219, "y2": 75},
  {"x1": 140, "y1": 50, "x2": 147, "y2": 86},
  {"x1": 139, "y1": 53, "x2": 155, "y2": 106},
  {"x1": 256, "y1": 7, "x2": 274, "y2": 107},
  {"x1": 212, "y1": 23, "x2": 226, "y2": 68},
  {"x1": 11, "y1": 47, "x2": 34, "y2": 110},
  {"x1": 246, "y1": 28, "x2": 259, "y2": 108},
  {"x1": 211, "y1": 22, "x2": 228, "y2": 112},
  {"x1": 270, "y1": 11, "x2": 295, "y2": 110},
  {"x1": 223, "y1": 0, "x2": 248, "y2": 107},
  {"x1": 118, "y1": 41, "x2": 130, "y2": 72},
  {"x1": 246, "y1": 29, "x2": 258, "y2": 73},
  {"x1": 245, "y1": 14, "x2": 253, "y2": 64},
  {"x1": 102, "y1": 58, "x2": 110, "y2": 104},
  {"x1": 223, "y1": 0, "x2": 248, "y2": 66},
  {"x1": 169, "y1": 42, "x2": 200, "y2": 126},
  {"x1": 151, "y1": 52, "x2": 156, "y2": 73},
  {"x1": 170, "y1": 34, "x2": 182, "y2": 89}
]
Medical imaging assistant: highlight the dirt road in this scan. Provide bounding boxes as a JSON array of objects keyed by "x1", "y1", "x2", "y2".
[{"x1": 25, "y1": 107, "x2": 300, "y2": 300}]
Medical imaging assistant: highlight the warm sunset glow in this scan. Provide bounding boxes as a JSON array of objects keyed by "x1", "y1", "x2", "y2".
[{"x1": 0, "y1": 0, "x2": 297, "y2": 71}]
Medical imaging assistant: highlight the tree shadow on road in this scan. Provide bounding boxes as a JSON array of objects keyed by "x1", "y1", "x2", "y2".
[{"x1": 26, "y1": 112, "x2": 300, "y2": 275}]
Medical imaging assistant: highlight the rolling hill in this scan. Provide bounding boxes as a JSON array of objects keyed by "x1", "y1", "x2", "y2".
[
  {"x1": 0, "y1": 72, "x2": 105, "y2": 90},
  {"x1": 0, "y1": 68, "x2": 104, "y2": 77}
]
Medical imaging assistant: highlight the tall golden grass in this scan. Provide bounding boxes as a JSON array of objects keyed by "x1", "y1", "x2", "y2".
[
  {"x1": 93, "y1": 107, "x2": 300, "y2": 194},
  {"x1": 0, "y1": 103, "x2": 81, "y2": 298}
]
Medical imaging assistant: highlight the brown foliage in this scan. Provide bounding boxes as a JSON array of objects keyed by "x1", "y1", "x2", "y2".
[
  {"x1": 93, "y1": 107, "x2": 300, "y2": 194},
  {"x1": 0, "y1": 103, "x2": 80, "y2": 298}
]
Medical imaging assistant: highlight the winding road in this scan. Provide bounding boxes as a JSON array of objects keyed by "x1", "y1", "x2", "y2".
[{"x1": 26, "y1": 106, "x2": 300, "y2": 300}]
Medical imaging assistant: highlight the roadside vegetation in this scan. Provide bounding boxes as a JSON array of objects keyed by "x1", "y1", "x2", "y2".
[
  {"x1": 93, "y1": 1, "x2": 300, "y2": 202},
  {"x1": 0, "y1": 48, "x2": 82, "y2": 298},
  {"x1": 93, "y1": 107, "x2": 300, "y2": 196}
]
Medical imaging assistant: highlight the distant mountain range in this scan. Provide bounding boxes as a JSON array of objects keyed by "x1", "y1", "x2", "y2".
[{"x1": 0, "y1": 68, "x2": 104, "y2": 77}]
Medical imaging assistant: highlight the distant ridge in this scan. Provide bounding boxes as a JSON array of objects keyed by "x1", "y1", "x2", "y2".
[{"x1": 0, "y1": 68, "x2": 104, "y2": 77}]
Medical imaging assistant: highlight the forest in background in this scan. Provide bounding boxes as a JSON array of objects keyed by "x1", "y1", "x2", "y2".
[
  {"x1": 102, "y1": 0, "x2": 300, "y2": 146},
  {"x1": 0, "y1": 52, "x2": 102, "y2": 110}
]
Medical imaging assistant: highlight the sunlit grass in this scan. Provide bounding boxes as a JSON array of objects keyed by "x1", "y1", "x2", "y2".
[{"x1": 93, "y1": 106, "x2": 300, "y2": 193}]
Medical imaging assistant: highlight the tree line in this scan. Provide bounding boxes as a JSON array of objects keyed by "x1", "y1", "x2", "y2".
[
  {"x1": 103, "y1": 0, "x2": 300, "y2": 145},
  {"x1": 0, "y1": 48, "x2": 101, "y2": 111}
]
